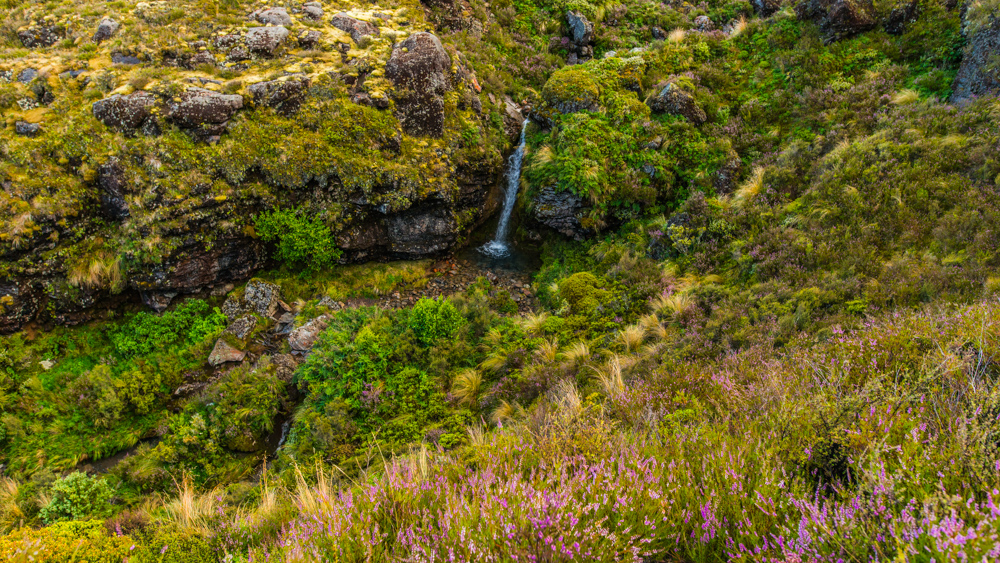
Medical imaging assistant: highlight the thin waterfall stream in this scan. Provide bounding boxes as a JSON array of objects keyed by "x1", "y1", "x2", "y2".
[{"x1": 480, "y1": 120, "x2": 529, "y2": 258}]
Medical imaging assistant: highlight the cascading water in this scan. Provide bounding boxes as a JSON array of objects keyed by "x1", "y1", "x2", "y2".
[{"x1": 480, "y1": 120, "x2": 529, "y2": 258}]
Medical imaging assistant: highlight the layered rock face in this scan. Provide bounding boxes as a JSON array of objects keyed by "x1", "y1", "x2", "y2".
[{"x1": 0, "y1": 4, "x2": 512, "y2": 333}]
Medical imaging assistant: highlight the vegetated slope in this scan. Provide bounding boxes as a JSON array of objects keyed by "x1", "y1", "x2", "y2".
[{"x1": 3, "y1": 0, "x2": 1000, "y2": 560}]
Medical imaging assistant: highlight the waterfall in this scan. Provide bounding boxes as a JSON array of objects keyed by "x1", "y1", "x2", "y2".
[{"x1": 480, "y1": 120, "x2": 529, "y2": 258}]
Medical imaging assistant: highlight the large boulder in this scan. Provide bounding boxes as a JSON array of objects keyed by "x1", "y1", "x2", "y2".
[
  {"x1": 244, "y1": 26, "x2": 290, "y2": 57},
  {"x1": 647, "y1": 82, "x2": 707, "y2": 124},
  {"x1": 252, "y1": 7, "x2": 292, "y2": 26},
  {"x1": 249, "y1": 76, "x2": 311, "y2": 115},
  {"x1": 165, "y1": 88, "x2": 243, "y2": 142},
  {"x1": 385, "y1": 32, "x2": 452, "y2": 137},
  {"x1": 331, "y1": 13, "x2": 380, "y2": 44},
  {"x1": 796, "y1": 0, "x2": 877, "y2": 43},
  {"x1": 302, "y1": 2, "x2": 325, "y2": 20},
  {"x1": 93, "y1": 18, "x2": 120, "y2": 43},
  {"x1": 567, "y1": 11, "x2": 594, "y2": 45},
  {"x1": 288, "y1": 315, "x2": 329, "y2": 351},
  {"x1": 222, "y1": 279, "x2": 281, "y2": 321},
  {"x1": 208, "y1": 338, "x2": 246, "y2": 366},
  {"x1": 92, "y1": 91, "x2": 159, "y2": 135},
  {"x1": 18, "y1": 24, "x2": 65, "y2": 48},
  {"x1": 951, "y1": 17, "x2": 1000, "y2": 105},
  {"x1": 532, "y1": 187, "x2": 590, "y2": 240}
]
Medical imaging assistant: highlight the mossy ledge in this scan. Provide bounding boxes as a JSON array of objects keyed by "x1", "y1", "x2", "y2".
[{"x1": 0, "y1": 0, "x2": 523, "y2": 332}]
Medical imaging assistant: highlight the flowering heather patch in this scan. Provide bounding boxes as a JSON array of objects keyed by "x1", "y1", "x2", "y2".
[{"x1": 262, "y1": 300, "x2": 1000, "y2": 562}]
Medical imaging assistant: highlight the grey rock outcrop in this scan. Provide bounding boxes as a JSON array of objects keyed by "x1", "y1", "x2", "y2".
[
  {"x1": 93, "y1": 18, "x2": 120, "y2": 43},
  {"x1": 222, "y1": 279, "x2": 281, "y2": 321},
  {"x1": 252, "y1": 7, "x2": 293, "y2": 26},
  {"x1": 92, "y1": 91, "x2": 159, "y2": 135},
  {"x1": 385, "y1": 32, "x2": 452, "y2": 137},
  {"x1": 532, "y1": 187, "x2": 590, "y2": 240},
  {"x1": 331, "y1": 13, "x2": 380, "y2": 44},
  {"x1": 647, "y1": 83, "x2": 707, "y2": 124},
  {"x1": 14, "y1": 121, "x2": 40, "y2": 137},
  {"x1": 97, "y1": 160, "x2": 131, "y2": 221},
  {"x1": 18, "y1": 24, "x2": 65, "y2": 48},
  {"x1": 289, "y1": 315, "x2": 329, "y2": 351},
  {"x1": 249, "y1": 76, "x2": 311, "y2": 115},
  {"x1": 208, "y1": 338, "x2": 246, "y2": 366},
  {"x1": 566, "y1": 11, "x2": 594, "y2": 62},
  {"x1": 952, "y1": 17, "x2": 1000, "y2": 105},
  {"x1": 751, "y1": 0, "x2": 783, "y2": 17},
  {"x1": 303, "y1": 2, "x2": 325, "y2": 20},
  {"x1": 165, "y1": 88, "x2": 243, "y2": 142},
  {"x1": 244, "y1": 26, "x2": 290, "y2": 57},
  {"x1": 795, "y1": 0, "x2": 877, "y2": 43}
]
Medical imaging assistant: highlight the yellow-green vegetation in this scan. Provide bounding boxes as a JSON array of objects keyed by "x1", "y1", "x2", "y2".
[{"x1": 5, "y1": 0, "x2": 1000, "y2": 560}]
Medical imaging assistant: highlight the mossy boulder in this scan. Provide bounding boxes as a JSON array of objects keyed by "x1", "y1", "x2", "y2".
[
  {"x1": 385, "y1": 32, "x2": 452, "y2": 137},
  {"x1": 796, "y1": 0, "x2": 878, "y2": 42}
]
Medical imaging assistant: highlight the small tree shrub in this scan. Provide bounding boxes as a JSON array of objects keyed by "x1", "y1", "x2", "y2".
[
  {"x1": 40, "y1": 472, "x2": 113, "y2": 524},
  {"x1": 254, "y1": 208, "x2": 342, "y2": 271}
]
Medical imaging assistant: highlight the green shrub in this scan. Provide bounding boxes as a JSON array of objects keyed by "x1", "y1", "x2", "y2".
[
  {"x1": 0, "y1": 520, "x2": 132, "y2": 562},
  {"x1": 40, "y1": 472, "x2": 114, "y2": 524},
  {"x1": 110, "y1": 300, "x2": 225, "y2": 359},
  {"x1": 408, "y1": 298, "x2": 465, "y2": 346},
  {"x1": 255, "y1": 208, "x2": 342, "y2": 272}
]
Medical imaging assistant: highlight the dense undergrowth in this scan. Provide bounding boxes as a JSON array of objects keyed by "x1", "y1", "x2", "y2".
[{"x1": 3, "y1": 0, "x2": 1000, "y2": 560}]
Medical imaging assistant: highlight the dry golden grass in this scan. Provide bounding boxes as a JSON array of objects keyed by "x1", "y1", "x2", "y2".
[
  {"x1": 668, "y1": 28, "x2": 686, "y2": 42},
  {"x1": 733, "y1": 165, "x2": 766, "y2": 207},
  {"x1": 452, "y1": 368, "x2": 483, "y2": 408},
  {"x1": 891, "y1": 88, "x2": 920, "y2": 105}
]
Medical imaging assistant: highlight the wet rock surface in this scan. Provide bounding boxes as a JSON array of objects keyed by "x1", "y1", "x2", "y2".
[
  {"x1": 531, "y1": 187, "x2": 591, "y2": 240},
  {"x1": 952, "y1": 19, "x2": 1000, "y2": 105}
]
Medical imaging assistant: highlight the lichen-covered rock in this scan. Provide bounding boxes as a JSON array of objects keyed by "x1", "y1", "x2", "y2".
[
  {"x1": 385, "y1": 32, "x2": 452, "y2": 137},
  {"x1": 951, "y1": 18, "x2": 1000, "y2": 105},
  {"x1": 796, "y1": 0, "x2": 877, "y2": 43},
  {"x1": 302, "y1": 2, "x2": 325, "y2": 20},
  {"x1": 244, "y1": 26, "x2": 290, "y2": 57},
  {"x1": 18, "y1": 24, "x2": 65, "y2": 48},
  {"x1": 165, "y1": 88, "x2": 243, "y2": 142},
  {"x1": 532, "y1": 187, "x2": 590, "y2": 240},
  {"x1": 225, "y1": 314, "x2": 258, "y2": 340},
  {"x1": 14, "y1": 121, "x2": 40, "y2": 137},
  {"x1": 566, "y1": 11, "x2": 594, "y2": 46},
  {"x1": 222, "y1": 279, "x2": 281, "y2": 321},
  {"x1": 298, "y1": 29, "x2": 322, "y2": 48},
  {"x1": 208, "y1": 338, "x2": 246, "y2": 366},
  {"x1": 249, "y1": 76, "x2": 311, "y2": 115},
  {"x1": 93, "y1": 18, "x2": 120, "y2": 43},
  {"x1": 331, "y1": 13, "x2": 380, "y2": 44},
  {"x1": 112, "y1": 52, "x2": 142, "y2": 65},
  {"x1": 647, "y1": 83, "x2": 707, "y2": 124},
  {"x1": 92, "y1": 91, "x2": 159, "y2": 135},
  {"x1": 288, "y1": 314, "x2": 329, "y2": 351},
  {"x1": 17, "y1": 68, "x2": 38, "y2": 83},
  {"x1": 694, "y1": 15, "x2": 715, "y2": 31},
  {"x1": 97, "y1": 160, "x2": 131, "y2": 221},
  {"x1": 252, "y1": 6, "x2": 292, "y2": 26}
]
